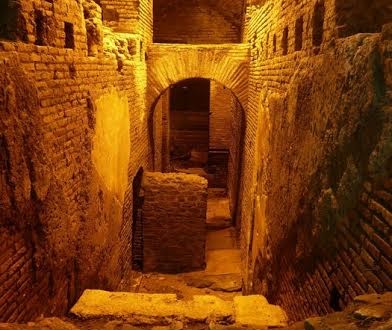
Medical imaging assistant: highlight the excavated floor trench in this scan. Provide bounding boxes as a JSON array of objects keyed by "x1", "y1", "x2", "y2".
[
  {"x1": 2, "y1": 193, "x2": 391, "y2": 330},
  {"x1": 64, "y1": 194, "x2": 391, "y2": 330},
  {"x1": 53, "y1": 191, "x2": 287, "y2": 329},
  {"x1": 54, "y1": 192, "x2": 279, "y2": 329},
  {"x1": 126, "y1": 192, "x2": 242, "y2": 301}
]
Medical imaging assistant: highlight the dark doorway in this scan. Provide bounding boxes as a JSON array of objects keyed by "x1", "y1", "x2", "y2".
[
  {"x1": 169, "y1": 78, "x2": 211, "y2": 166},
  {"x1": 131, "y1": 167, "x2": 144, "y2": 271},
  {"x1": 64, "y1": 22, "x2": 75, "y2": 49},
  {"x1": 151, "y1": 79, "x2": 245, "y2": 222},
  {"x1": 35, "y1": 10, "x2": 46, "y2": 46},
  {"x1": 0, "y1": 0, "x2": 18, "y2": 40},
  {"x1": 312, "y1": 0, "x2": 325, "y2": 47}
]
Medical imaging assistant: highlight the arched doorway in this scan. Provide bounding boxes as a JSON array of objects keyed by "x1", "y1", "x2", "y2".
[{"x1": 149, "y1": 78, "x2": 246, "y2": 224}]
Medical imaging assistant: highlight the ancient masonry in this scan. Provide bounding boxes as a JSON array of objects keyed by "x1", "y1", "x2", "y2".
[{"x1": 0, "y1": 0, "x2": 391, "y2": 326}]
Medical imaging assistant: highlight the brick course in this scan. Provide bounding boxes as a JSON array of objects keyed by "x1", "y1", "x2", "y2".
[{"x1": 243, "y1": 0, "x2": 392, "y2": 322}]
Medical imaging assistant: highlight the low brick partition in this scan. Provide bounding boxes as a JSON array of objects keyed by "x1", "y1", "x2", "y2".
[{"x1": 141, "y1": 172, "x2": 208, "y2": 273}]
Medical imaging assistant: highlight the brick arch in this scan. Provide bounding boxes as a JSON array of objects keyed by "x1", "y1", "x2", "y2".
[{"x1": 146, "y1": 43, "x2": 250, "y2": 114}]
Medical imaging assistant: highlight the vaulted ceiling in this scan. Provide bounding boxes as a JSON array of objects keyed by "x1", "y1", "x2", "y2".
[
  {"x1": 154, "y1": 0, "x2": 245, "y2": 30},
  {"x1": 153, "y1": 0, "x2": 245, "y2": 43}
]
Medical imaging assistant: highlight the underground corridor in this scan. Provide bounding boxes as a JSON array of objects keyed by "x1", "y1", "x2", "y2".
[{"x1": 0, "y1": 0, "x2": 391, "y2": 330}]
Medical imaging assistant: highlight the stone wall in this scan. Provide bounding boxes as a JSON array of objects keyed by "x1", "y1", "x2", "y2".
[
  {"x1": 335, "y1": 0, "x2": 392, "y2": 38},
  {"x1": 0, "y1": 0, "x2": 151, "y2": 322},
  {"x1": 243, "y1": 0, "x2": 392, "y2": 322},
  {"x1": 142, "y1": 172, "x2": 208, "y2": 273}
]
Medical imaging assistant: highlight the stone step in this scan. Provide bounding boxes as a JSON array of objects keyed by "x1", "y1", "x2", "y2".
[
  {"x1": 70, "y1": 290, "x2": 288, "y2": 328},
  {"x1": 206, "y1": 220, "x2": 232, "y2": 231}
]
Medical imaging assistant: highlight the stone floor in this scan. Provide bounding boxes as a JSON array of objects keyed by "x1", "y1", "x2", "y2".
[
  {"x1": 204, "y1": 193, "x2": 241, "y2": 284},
  {"x1": 206, "y1": 195, "x2": 232, "y2": 230}
]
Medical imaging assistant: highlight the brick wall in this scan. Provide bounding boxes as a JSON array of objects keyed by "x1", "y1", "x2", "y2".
[
  {"x1": 100, "y1": 0, "x2": 138, "y2": 32},
  {"x1": 152, "y1": 90, "x2": 171, "y2": 172},
  {"x1": 0, "y1": 229, "x2": 49, "y2": 322},
  {"x1": 1, "y1": 0, "x2": 390, "y2": 324},
  {"x1": 274, "y1": 179, "x2": 392, "y2": 321},
  {"x1": 243, "y1": 0, "x2": 392, "y2": 322},
  {"x1": 131, "y1": 168, "x2": 144, "y2": 271},
  {"x1": 161, "y1": 92, "x2": 171, "y2": 172},
  {"x1": 137, "y1": 0, "x2": 153, "y2": 43},
  {"x1": 241, "y1": 0, "x2": 343, "y2": 283},
  {"x1": 141, "y1": 172, "x2": 208, "y2": 273},
  {"x1": 153, "y1": 0, "x2": 242, "y2": 44},
  {"x1": 0, "y1": 0, "x2": 151, "y2": 322},
  {"x1": 210, "y1": 81, "x2": 233, "y2": 150},
  {"x1": 96, "y1": 0, "x2": 152, "y2": 44}
]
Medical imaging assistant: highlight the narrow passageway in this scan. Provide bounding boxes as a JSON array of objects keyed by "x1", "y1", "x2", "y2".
[
  {"x1": 0, "y1": 0, "x2": 391, "y2": 329},
  {"x1": 207, "y1": 189, "x2": 232, "y2": 230},
  {"x1": 204, "y1": 189, "x2": 241, "y2": 288},
  {"x1": 68, "y1": 189, "x2": 288, "y2": 329},
  {"x1": 126, "y1": 188, "x2": 241, "y2": 300}
]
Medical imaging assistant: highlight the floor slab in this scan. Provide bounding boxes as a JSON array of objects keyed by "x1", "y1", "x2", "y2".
[
  {"x1": 205, "y1": 249, "x2": 241, "y2": 275},
  {"x1": 207, "y1": 197, "x2": 231, "y2": 225},
  {"x1": 206, "y1": 228, "x2": 238, "y2": 251}
]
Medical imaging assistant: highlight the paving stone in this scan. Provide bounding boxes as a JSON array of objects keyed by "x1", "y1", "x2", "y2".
[
  {"x1": 205, "y1": 250, "x2": 241, "y2": 275},
  {"x1": 206, "y1": 228, "x2": 237, "y2": 251},
  {"x1": 184, "y1": 274, "x2": 242, "y2": 292}
]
